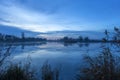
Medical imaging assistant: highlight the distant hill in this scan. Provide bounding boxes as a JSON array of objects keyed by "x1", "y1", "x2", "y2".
[
  {"x1": 37, "y1": 30, "x2": 106, "y2": 40},
  {"x1": 0, "y1": 24, "x2": 40, "y2": 37}
]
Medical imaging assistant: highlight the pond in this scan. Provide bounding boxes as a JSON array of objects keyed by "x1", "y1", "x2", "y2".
[{"x1": 0, "y1": 42, "x2": 119, "y2": 80}]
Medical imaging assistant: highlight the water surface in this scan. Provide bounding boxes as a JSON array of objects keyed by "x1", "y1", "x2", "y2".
[{"x1": 1, "y1": 42, "x2": 117, "y2": 80}]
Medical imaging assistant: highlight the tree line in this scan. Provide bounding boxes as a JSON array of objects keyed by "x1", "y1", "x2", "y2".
[
  {"x1": 60, "y1": 27, "x2": 120, "y2": 43},
  {"x1": 0, "y1": 32, "x2": 46, "y2": 42},
  {"x1": 59, "y1": 36, "x2": 103, "y2": 43},
  {"x1": 1, "y1": 27, "x2": 120, "y2": 43}
]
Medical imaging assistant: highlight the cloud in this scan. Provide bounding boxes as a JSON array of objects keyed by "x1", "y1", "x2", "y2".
[
  {"x1": 0, "y1": 0, "x2": 71, "y2": 32},
  {"x1": 1, "y1": 0, "x2": 114, "y2": 32}
]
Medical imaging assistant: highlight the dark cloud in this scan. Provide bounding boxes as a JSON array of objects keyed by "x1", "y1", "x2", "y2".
[
  {"x1": 16, "y1": 0, "x2": 66, "y2": 14},
  {"x1": 0, "y1": 18, "x2": 10, "y2": 23}
]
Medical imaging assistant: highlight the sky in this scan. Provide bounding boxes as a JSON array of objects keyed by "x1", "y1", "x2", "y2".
[{"x1": 0, "y1": 0, "x2": 120, "y2": 32}]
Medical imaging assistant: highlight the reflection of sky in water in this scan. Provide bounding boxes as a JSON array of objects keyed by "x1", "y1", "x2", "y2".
[{"x1": 5, "y1": 42, "x2": 113, "y2": 80}]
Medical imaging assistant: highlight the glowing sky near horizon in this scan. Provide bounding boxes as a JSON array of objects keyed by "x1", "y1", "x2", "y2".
[{"x1": 0, "y1": 0, "x2": 120, "y2": 32}]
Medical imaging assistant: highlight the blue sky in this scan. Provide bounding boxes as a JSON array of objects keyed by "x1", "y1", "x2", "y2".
[{"x1": 0, "y1": 0, "x2": 120, "y2": 32}]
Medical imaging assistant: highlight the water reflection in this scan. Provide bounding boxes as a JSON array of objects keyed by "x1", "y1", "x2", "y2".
[
  {"x1": 0, "y1": 42, "x2": 119, "y2": 80},
  {"x1": 0, "y1": 42, "x2": 91, "y2": 50},
  {"x1": 62, "y1": 42, "x2": 90, "y2": 48},
  {"x1": 0, "y1": 42, "x2": 47, "y2": 50},
  {"x1": 10, "y1": 42, "x2": 102, "y2": 80}
]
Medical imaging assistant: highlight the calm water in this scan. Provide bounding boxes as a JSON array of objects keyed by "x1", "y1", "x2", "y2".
[{"x1": 0, "y1": 42, "x2": 118, "y2": 80}]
